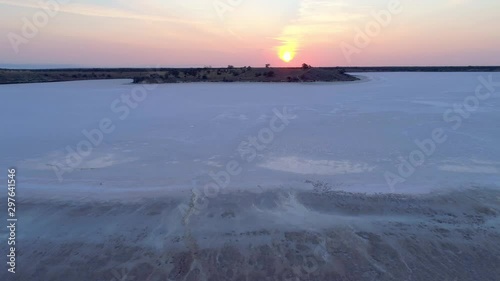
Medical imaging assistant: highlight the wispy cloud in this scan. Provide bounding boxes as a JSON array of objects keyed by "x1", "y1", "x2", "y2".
[
  {"x1": 2, "y1": 0, "x2": 499, "y2": 66},
  {"x1": 1, "y1": 0, "x2": 241, "y2": 56},
  {"x1": 275, "y1": 0, "x2": 367, "y2": 57},
  {"x1": 448, "y1": 0, "x2": 471, "y2": 5},
  {"x1": 0, "y1": 0, "x2": 201, "y2": 23}
]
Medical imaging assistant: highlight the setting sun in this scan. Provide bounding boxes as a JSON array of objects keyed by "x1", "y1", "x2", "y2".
[
  {"x1": 278, "y1": 43, "x2": 297, "y2": 63},
  {"x1": 279, "y1": 50, "x2": 295, "y2": 63},
  {"x1": 282, "y1": 51, "x2": 293, "y2": 62},
  {"x1": 281, "y1": 51, "x2": 293, "y2": 62}
]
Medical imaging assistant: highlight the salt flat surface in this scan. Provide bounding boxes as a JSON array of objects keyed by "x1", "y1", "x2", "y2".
[
  {"x1": 1, "y1": 72, "x2": 499, "y2": 196},
  {"x1": 1, "y1": 73, "x2": 500, "y2": 281}
]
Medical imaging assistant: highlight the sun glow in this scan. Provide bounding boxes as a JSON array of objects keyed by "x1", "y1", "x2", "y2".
[
  {"x1": 278, "y1": 45, "x2": 296, "y2": 63},
  {"x1": 279, "y1": 50, "x2": 295, "y2": 63},
  {"x1": 283, "y1": 51, "x2": 293, "y2": 62}
]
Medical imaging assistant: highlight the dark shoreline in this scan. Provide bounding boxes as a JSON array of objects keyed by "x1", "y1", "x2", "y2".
[
  {"x1": 1, "y1": 66, "x2": 499, "y2": 85},
  {"x1": 0, "y1": 67, "x2": 357, "y2": 85}
]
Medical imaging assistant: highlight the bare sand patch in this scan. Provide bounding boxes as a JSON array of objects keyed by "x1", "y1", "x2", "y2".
[{"x1": 3, "y1": 187, "x2": 499, "y2": 280}]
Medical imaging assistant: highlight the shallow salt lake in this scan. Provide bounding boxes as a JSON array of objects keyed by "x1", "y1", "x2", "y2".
[{"x1": 1, "y1": 72, "x2": 499, "y2": 196}]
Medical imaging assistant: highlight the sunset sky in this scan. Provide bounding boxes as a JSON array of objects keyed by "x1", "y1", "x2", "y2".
[{"x1": 1, "y1": 0, "x2": 499, "y2": 68}]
